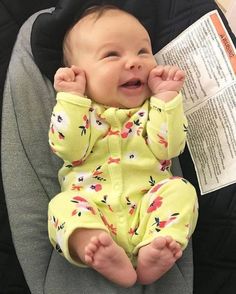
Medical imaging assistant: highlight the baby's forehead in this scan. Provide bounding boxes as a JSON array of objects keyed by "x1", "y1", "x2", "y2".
[{"x1": 63, "y1": 8, "x2": 150, "y2": 59}]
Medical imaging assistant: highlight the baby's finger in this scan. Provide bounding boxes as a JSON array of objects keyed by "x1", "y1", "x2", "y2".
[
  {"x1": 55, "y1": 67, "x2": 75, "y2": 82},
  {"x1": 71, "y1": 65, "x2": 86, "y2": 81},
  {"x1": 71, "y1": 65, "x2": 83, "y2": 75},
  {"x1": 173, "y1": 69, "x2": 185, "y2": 81},
  {"x1": 161, "y1": 65, "x2": 172, "y2": 80},
  {"x1": 149, "y1": 65, "x2": 165, "y2": 79},
  {"x1": 166, "y1": 66, "x2": 179, "y2": 80}
]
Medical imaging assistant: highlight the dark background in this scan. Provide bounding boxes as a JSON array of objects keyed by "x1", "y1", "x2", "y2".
[{"x1": 1, "y1": 1, "x2": 236, "y2": 293}]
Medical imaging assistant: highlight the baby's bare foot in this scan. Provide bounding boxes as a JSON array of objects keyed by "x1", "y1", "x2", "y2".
[
  {"x1": 84, "y1": 232, "x2": 137, "y2": 287},
  {"x1": 136, "y1": 236, "x2": 182, "y2": 285}
]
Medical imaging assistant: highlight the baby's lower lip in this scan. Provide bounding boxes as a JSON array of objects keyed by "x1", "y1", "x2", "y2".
[
  {"x1": 122, "y1": 84, "x2": 141, "y2": 89},
  {"x1": 119, "y1": 83, "x2": 144, "y2": 94}
]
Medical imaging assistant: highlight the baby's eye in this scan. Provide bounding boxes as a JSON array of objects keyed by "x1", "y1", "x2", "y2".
[
  {"x1": 138, "y1": 48, "x2": 150, "y2": 55},
  {"x1": 103, "y1": 51, "x2": 119, "y2": 58}
]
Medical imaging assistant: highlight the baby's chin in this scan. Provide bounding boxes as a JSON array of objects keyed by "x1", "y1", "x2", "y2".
[
  {"x1": 86, "y1": 90, "x2": 151, "y2": 109},
  {"x1": 120, "y1": 96, "x2": 150, "y2": 109}
]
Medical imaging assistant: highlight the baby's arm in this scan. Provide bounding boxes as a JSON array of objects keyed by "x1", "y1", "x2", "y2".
[
  {"x1": 148, "y1": 65, "x2": 185, "y2": 102},
  {"x1": 146, "y1": 65, "x2": 187, "y2": 159},
  {"x1": 49, "y1": 66, "x2": 91, "y2": 164}
]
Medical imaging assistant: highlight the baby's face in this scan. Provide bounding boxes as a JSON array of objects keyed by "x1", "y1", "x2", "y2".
[{"x1": 65, "y1": 10, "x2": 157, "y2": 108}]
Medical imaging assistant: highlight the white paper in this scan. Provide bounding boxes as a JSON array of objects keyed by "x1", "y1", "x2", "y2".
[{"x1": 155, "y1": 10, "x2": 236, "y2": 194}]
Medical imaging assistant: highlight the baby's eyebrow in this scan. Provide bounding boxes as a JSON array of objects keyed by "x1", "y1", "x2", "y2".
[
  {"x1": 95, "y1": 36, "x2": 151, "y2": 57},
  {"x1": 143, "y1": 37, "x2": 150, "y2": 42},
  {"x1": 99, "y1": 42, "x2": 118, "y2": 49},
  {"x1": 141, "y1": 37, "x2": 151, "y2": 45}
]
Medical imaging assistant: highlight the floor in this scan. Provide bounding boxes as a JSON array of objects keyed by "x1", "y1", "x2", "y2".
[
  {"x1": 216, "y1": 0, "x2": 236, "y2": 34},
  {"x1": 216, "y1": 0, "x2": 232, "y2": 12}
]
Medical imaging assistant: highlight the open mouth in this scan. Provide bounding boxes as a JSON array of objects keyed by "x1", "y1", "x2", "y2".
[{"x1": 121, "y1": 79, "x2": 142, "y2": 88}]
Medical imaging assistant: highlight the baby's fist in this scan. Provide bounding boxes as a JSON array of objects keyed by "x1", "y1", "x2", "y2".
[
  {"x1": 54, "y1": 65, "x2": 86, "y2": 96},
  {"x1": 148, "y1": 65, "x2": 185, "y2": 101}
]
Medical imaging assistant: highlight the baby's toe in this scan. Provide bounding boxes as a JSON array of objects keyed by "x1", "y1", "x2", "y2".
[
  {"x1": 98, "y1": 232, "x2": 113, "y2": 247},
  {"x1": 152, "y1": 237, "x2": 167, "y2": 250}
]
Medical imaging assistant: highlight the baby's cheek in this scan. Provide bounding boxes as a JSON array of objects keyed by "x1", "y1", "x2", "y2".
[{"x1": 149, "y1": 58, "x2": 158, "y2": 69}]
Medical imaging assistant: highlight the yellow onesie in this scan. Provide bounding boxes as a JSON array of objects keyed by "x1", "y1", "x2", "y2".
[{"x1": 48, "y1": 92, "x2": 198, "y2": 266}]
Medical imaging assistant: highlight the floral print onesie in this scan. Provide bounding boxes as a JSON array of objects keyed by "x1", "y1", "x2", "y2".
[{"x1": 48, "y1": 92, "x2": 198, "y2": 266}]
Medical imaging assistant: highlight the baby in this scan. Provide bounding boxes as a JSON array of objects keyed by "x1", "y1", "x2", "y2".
[{"x1": 48, "y1": 5, "x2": 198, "y2": 287}]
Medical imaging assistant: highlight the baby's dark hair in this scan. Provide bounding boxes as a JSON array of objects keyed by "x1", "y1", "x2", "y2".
[{"x1": 79, "y1": 4, "x2": 122, "y2": 22}]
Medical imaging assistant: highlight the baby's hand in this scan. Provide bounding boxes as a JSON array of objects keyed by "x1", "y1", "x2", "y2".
[
  {"x1": 54, "y1": 65, "x2": 86, "y2": 96},
  {"x1": 148, "y1": 65, "x2": 185, "y2": 102}
]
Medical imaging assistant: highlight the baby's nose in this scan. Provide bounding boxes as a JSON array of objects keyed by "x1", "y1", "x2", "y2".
[
  {"x1": 130, "y1": 63, "x2": 142, "y2": 70},
  {"x1": 126, "y1": 58, "x2": 142, "y2": 70}
]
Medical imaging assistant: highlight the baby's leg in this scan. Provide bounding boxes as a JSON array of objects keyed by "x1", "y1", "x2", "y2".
[
  {"x1": 136, "y1": 236, "x2": 182, "y2": 284},
  {"x1": 49, "y1": 191, "x2": 136, "y2": 286},
  {"x1": 134, "y1": 177, "x2": 198, "y2": 284},
  {"x1": 70, "y1": 229, "x2": 137, "y2": 287}
]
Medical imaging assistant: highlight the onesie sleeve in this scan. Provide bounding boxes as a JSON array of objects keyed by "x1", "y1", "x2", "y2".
[
  {"x1": 49, "y1": 92, "x2": 92, "y2": 164},
  {"x1": 146, "y1": 93, "x2": 187, "y2": 160}
]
